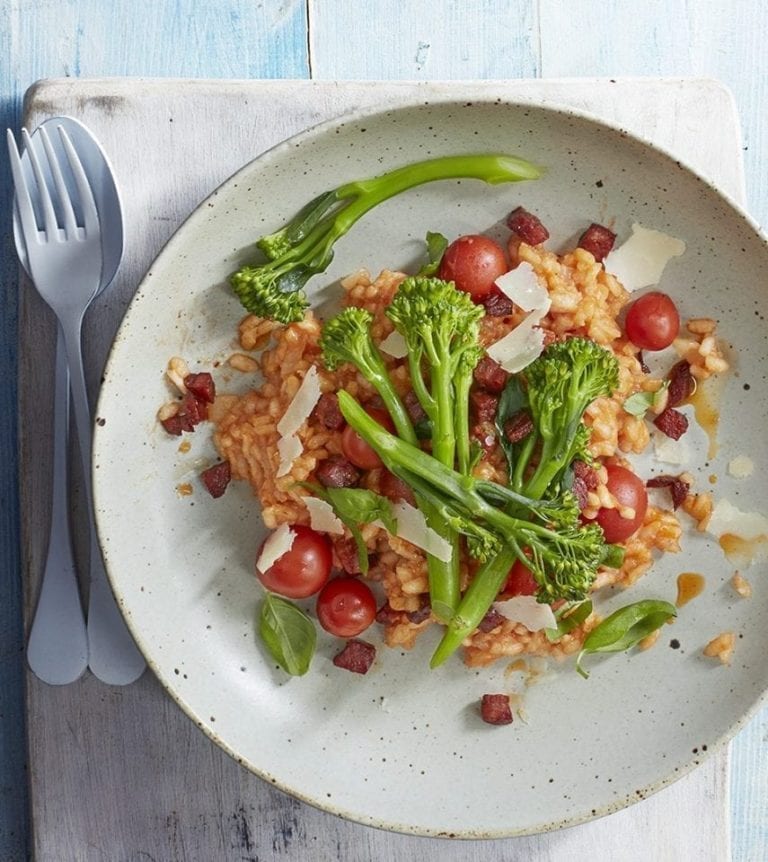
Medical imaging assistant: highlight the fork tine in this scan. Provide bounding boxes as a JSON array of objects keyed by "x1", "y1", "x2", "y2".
[
  {"x1": 6, "y1": 129, "x2": 40, "y2": 244},
  {"x1": 57, "y1": 126, "x2": 98, "y2": 234},
  {"x1": 22, "y1": 128, "x2": 59, "y2": 240},
  {"x1": 39, "y1": 126, "x2": 78, "y2": 237}
]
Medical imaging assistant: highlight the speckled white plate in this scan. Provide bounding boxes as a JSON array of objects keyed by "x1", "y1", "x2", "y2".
[{"x1": 93, "y1": 98, "x2": 768, "y2": 837}]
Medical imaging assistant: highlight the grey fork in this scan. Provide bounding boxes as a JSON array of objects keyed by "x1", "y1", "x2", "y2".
[{"x1": 8, "y1": 125, "x2": 145, "y2": 685}]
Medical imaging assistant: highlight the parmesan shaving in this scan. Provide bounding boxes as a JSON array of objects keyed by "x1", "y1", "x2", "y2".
[
  {"x1": 276, "y1": 434, "x2": 303, "y2": 477},
  {"x1": 603, "y1": 223, "x2": 686, "y2": 292},
  {"x1": 256, "y1": 523, "x2": 296, "y2": 573},
  {"x1": 277, "y1": 365, "x2": 321, "y2": 437},
  {"x1": 707, "y1": 498, "x2": 768, "y2": 541},
  {"x1": 494, "y1": 262, "x2": 549, "y2": 311},
  {"x1": 303, "y1": 496, "x2": 345, "y2": 535},
  {"x1": 378, "y1": 330, "x2": 408, "y2": 358},
  {"x1": 275, "y1": 365, "x2": 322, "y2": 477},
  {"x1": 390, "y1": 500, "x2": 453, "y2": 562},
  {"x1": 486, "y1": 305, "x2": 550, "y2": 373},
  {"x1": 727, "y1": 455, "x2": 754, "y2": 479},
  {"x1": 493, "y1": 595, "x2": 557, "y2": 632}
]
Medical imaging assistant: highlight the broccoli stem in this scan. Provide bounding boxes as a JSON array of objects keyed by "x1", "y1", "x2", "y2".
[{"x1": 429, "y1": 545, "x2": 518, "y2": 668}]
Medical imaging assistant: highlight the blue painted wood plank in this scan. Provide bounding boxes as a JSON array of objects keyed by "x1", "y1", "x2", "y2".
[{"x1": 308, "y1": 0, "x2": 539, "y2": 79}]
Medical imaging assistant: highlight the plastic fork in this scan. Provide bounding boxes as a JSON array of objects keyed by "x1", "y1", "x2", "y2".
[{"x1": 8, "y1": 125, "x2": 145, "y2": 685}]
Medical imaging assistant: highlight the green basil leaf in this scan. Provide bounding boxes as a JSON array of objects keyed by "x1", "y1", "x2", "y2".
[
  {"x1": 324, "y1": 487, "x2": 397, "y2": 533},
  {"x1": 576, "y1": 599, "x2": 677, "y2": 678},
  {"x1": 599, "y1": 543, "x2": 625, "y2": 569},
  {"x1": 545, "y1": 599, "x2": 593, "y2": 642},
  {"x1": 416, "y1": 231, "x2": 449, "y2": 276},
  {"x1": 259, "y1": 593, "x2": 317, "y2": 676},
  {"x1": 622, "y1": 381, "x2": 669, "y2": 417}
]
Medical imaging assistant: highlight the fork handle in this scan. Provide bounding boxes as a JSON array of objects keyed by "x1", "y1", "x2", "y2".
[
  {"x1": 26, "y1": 328, "x2": 88, "y2": 685},
  {"x1": 60, "y1": 314, "x2": 146, "y2": 685}
]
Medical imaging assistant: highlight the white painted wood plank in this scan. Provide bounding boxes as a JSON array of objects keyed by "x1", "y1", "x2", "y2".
[{"x1": 20, "y1": 77, "x2": 741, "y2": 862}]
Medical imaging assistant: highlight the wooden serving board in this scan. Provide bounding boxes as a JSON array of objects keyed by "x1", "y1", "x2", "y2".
[{"x1": 20, "y1": 77, "x2": 741, "y2": 861}]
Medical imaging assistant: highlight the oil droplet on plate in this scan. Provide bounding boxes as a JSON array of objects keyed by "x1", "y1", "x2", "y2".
[
  {"x1": 676, "y1": 573, "x2": 705, "y2": 608},
  {"x1": 177, "y1": 482, "x2": 194, "y2": 497},
  {"x1": 719, "y1": 533, "x2": 768, "y2": 568},
  {"x1": 687, "y1": 375, "x2": 724, "y2": 460}
]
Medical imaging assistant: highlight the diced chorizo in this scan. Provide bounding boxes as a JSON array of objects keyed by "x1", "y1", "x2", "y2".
[
  {"x1": 200, "y1": 461, "x2": 231, "y2": 498},
  {"x1": 334, "y1": 537, "x2": 363, "y2": 575},
  {"x1": 478, "y1": 608, "x2": 506, "y2": 633},
  {"x1": 184, "y1": 372, "x2": 216, "y2": 404},
  {"x1": 379, "y1": 470, "x2": 416, "y2": 506},
  {"x1": 654, "y1": 407, "x2": 689, "y2": 440},
  {"x1": 312, "y1": 393, "x2": 345, "y2": 430},
  {"x1": 316, "y1": 455, "x2": 360, "y2": 488},
  {"x1": 578, "y1": 223, "x2": 616, "y2": 262},
  {"x1": 572, "y1": 459, "x2": 599, "y2": 491},
  {"x1": 375, "y1": 602, "x2": 402, "y2": 626},
  {"x1": 480, "y1": 693, "x2": 513, "y2": 725},
  {"x1": 471, "y1": 422, "x2": 497, "y2": 456},
  {"x1": 403, "y1": 390, "x2": 428, "y2": 425},
  {"x1": 473, "y1": 355, "x2": 508, "y2": 394},
  {"x1": 667, "y1": 360, "x2": 695, "y2": 407},
  {"x1": 506, "y1": 206, "x2": 550, "y2": 245},
  {"x1": 646, "y1": 474, "x2": 690, "y2": 510},
  {"x1": 406, "y1": 601, "x2": 432, "y2": 625},
  {"x1": 482, "y1": 288, "x2": 515, "y2": 318},
  {"x1": 471, "y1": 390, "x2": 499, "y2": 424},
  {"x1": 571, "y1": 476, "x2": 589, "y2": 510},
  {"x1": 503, "y1": 411, "x2": 533, "y2": 444},
  {"x1": 332, "y1": 639, "x2": 376, "y2": 674}
]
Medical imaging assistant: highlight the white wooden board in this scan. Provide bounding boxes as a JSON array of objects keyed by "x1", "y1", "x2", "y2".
[{"x1": 21, "y1": 77, "x2": 741, "y2": 861}]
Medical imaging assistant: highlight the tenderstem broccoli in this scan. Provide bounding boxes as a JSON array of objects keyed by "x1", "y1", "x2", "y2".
[
  {"x1": 229, "y1": 154, "x2": 543, "y2": 323},
  {"x1": 514, "y1": 337, "x2": 619, "y2": 499}
]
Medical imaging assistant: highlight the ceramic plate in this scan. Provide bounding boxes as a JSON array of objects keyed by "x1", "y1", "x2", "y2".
[{"x1": 93, "y1": 99, "x2": 768, "y2": 837}]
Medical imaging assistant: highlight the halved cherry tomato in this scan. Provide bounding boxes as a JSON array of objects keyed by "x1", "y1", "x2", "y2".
[
  {"x1": 316, "y1": 577, "x2": 377, "y2": 637},
  {"x1": 256, "y1": 525, "x2": 332, "y2": 598},
  {"x1": 500, "y1": 553, "x2": 538, "y2": 597},
  {"x1": 438, "y1": 235, "x2": 507, "y2": 300},
  {"x1": 594, "y1": 465, "x2": 648, "y2": 543},
  {"x1": 624, "y1": 291, "x2": 680, "y2": 350},
  {"x1": 341, "y1": 407, "x2": 394, "y2": 470}
]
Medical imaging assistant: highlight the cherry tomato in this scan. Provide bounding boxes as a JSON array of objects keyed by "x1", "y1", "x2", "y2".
[
  {"x1": 316, "y1": 577, "x2": 377, "y2": 637},
  {"x1": 500, "y1": 554, "x2": 538, "y2": 598},
  {"x1": 594, "y1": 465, "x2": 648, "y2": 543},
  {"x1": 438, "y1": 235, "x2": 507, "y2": 300},
  {"x1": 257, "y1": 525, "x2": 332, "y2": 598},
  {"x1": 341, "y1": 407, "x2": 394, "y2": 470},
  {"x1": 624, "y1": 291, "x2": 680, "y2": 350}
]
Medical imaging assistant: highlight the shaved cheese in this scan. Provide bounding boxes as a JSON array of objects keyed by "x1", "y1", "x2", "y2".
[
  {"x1": 728, "y1": 455, "x2": 754, "y2": 479},
  {"x1": 277, "y1": 365, "x2": 321, "y2": 437},
  {"x1": 379, "y1": 329, "x2": 408, "y2": 358},
  {"x1": 390, "y1": 500, "x2": 453, "y2": 562},
  {"x1": 603, "y1": 223, "x2": 686, "y2": 292},
  {"x1": 494, "y1": 263, "x2": 549, "y2": 312},
  {"x1": 256, "y1": 523, "x2": 296, "y2": 573},
  {"x1": 486, "y1": 305, "x2": 550, "y2": 373},
  {"x1": 707, "y1": 498, "x2": 768, "y2": 541},
  {"x1": 493, "y1": 595, "x2": 557, "y2": 632},
  {"x1": 276, "y1": 434, "x2": 303, "y2": 477},
  {"x1": 652, "y1": 430, "x2": 690, "y2": 465},
  {"x1": 303, "y1": 496, "x2": 345, "y2": 535}
]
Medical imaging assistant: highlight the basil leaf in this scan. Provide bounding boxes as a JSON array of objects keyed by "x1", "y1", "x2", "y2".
[
  {"x1": 259, "y1": 593, "x2": 317, "y2": 676},
  {"x1": 576, "y1": 599, "x2": 677, "y2": 678},
  {"x1": 416, "y1": 231, "x2": 449, "y2": 276},
  {"x1": 545, "y1": 599, "x2": 593, "y2": 642},
  {"x1": 622, "y1": 381, "x2": 669, "y2": 417},
  {"x1": 494, "y1": 375, "x2": 530, "y2": 476},
  {"x1": 600, "y1": 543, "x2": 625, "y2": 569}
]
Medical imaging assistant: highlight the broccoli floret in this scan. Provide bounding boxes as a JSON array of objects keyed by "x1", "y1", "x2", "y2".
[
  {"x1": 319, "y1": 308, "x2": 416, "y2": 444},
  {"x1": 229, "y1": 154, "x2": 543, "y2": 323},
  {"x1": 515, "y1": 337, "x2": 619, "y2": 499}
]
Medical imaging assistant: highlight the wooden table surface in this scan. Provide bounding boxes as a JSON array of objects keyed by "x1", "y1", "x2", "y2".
[{"x1": 2, "y1": 3, "x2": 767, "y2": 860}]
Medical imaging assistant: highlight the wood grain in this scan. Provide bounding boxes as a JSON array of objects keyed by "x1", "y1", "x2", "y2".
[{"x1": 20, "y1": 77, "x2": 739, "y2": 862}]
